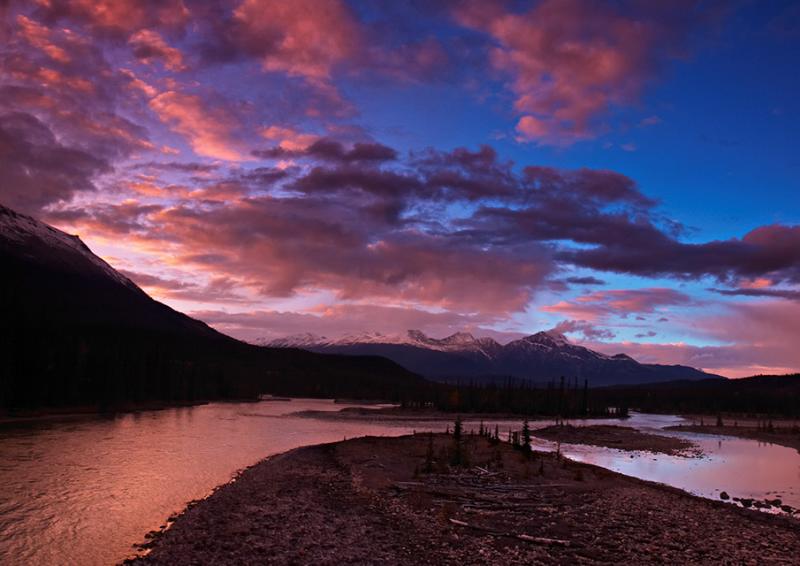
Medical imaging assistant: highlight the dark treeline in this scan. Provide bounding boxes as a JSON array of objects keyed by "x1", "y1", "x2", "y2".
[
  {"x1": 1, "y1": 327, "x2": 422, "y2": 410},
  {"x1": 591, "y1": 375, "x2": 800, "y2": 418},
  {"x1": 398, "y1": 376, "x2": 623, "y2": 418},
  {"x1": 392, "y1": 373, "x2": 800, "y2": 418}
]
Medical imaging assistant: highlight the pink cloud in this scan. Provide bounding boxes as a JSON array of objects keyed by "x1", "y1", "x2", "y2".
[
  {"x1": 454, "y1": 0, "x2": 703, "y2": 144},
  {"x1": 231, "y1": 0, "x2": 360, "y2": 81},
  {"x1": 587, "y1": 300, "x2": 800, "y2": 377},
  {"x1": 543, "y1": 288, "x2": 694, "y2": 319},
  {"x1": 16, "y1": 14, "x2": 71, "y2": 63},
  {"x1": 129, "y1": 29, "x2": 185, "y2": 71},
  {"x1": 35, "y1": 0, "x2": 190, "y2": 37},
  {"x1": 149, "y1": 90, "x2": 243, "y2": 161},
  {"x1": 261, "y1": 125, "x2": 319, "y2": 151}
]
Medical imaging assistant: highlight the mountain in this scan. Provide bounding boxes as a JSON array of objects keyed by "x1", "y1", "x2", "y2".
[
  {"x1": 0, "y1": 204, "x2": 423, "y2": 409},
  {"x1": 261, "y1": 329, "x2": 719, "y2": 387}
]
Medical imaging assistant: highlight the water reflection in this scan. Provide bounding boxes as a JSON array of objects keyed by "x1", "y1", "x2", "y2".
[
  {"x1": 0, "y1": 404, "x2": 798, "y2": 566},
  {"x1": 545, "y1": 413, "x2": 800, "y2": 513}
]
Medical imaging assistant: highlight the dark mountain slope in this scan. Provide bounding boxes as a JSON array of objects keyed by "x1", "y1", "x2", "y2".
[{"x1": 0, "y1": 204, "x2": 423, "y2": 410}]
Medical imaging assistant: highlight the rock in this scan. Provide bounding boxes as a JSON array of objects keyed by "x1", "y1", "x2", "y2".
[
  {"x1": 719, "y1": 492, "x2": 730, "y2": 500},
  {"x1": 740, "y1": 498, "x2": 753, "y2": 508}
]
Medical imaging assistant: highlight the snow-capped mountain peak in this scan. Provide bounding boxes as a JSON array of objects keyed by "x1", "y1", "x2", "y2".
[
  {"x1": 0, "y1": 204, "x2": 138, "y2": 290},
  {"x1": 262, "y1": 333, "x2": 330, "y2": 348},
  {"x1": 260, "y1": 326, "x2": 715, "y2": 385}
]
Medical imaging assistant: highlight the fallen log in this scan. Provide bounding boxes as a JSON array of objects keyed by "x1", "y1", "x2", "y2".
[{"x1": 447, "y1": 518, "x2": 571, "y2": 547}]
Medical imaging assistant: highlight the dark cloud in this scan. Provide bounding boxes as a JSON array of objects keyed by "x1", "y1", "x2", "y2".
[
  {"x1": 253, "y1": 138, "x2": 398, "y2": 163},
  {"x1": 710, "y1": 287, "x2": 800, "y2": 301},
  {"x1": 562, "y1": 225, "x2": 800, "y2": 285},
  {"x1": 131, "y1": 161, "x2": 222, "y2": 174},
  {"x1": 522, "y1": 167, "x2": 657, "y2": 209},
  {"x1": 143, "y1": 197, "x2": 553, "y2": 311},
  {"x1": 0, "y1": 112, "x2": 109, "y2": 214},
  {"x1": 551, "y1": 319, "x2": 616, "y2": 341},
  {"x1": 565, "y1": 276, "x2": 606, "y2": 286}
]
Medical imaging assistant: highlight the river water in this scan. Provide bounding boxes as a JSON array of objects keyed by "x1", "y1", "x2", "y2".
[{"x1": 0, "y1": 400, "x2": 797, "y2": 565}]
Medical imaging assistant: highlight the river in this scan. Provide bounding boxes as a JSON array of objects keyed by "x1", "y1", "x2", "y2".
[{"x1": 0, "y1": 400, "x2": 797, "y2": 565}]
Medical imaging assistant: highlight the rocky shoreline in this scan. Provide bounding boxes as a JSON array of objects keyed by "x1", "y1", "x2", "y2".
[{"x1": 130, "y1": 433, "x2": 800, "y2": 565}]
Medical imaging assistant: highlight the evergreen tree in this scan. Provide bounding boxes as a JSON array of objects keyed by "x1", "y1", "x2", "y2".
[
  {"x1": 522, "y1": 418, "x2": 532, "y2": 456},
  {"x1": 451, "y1": 416, "x2": 464, "y2": 466}
]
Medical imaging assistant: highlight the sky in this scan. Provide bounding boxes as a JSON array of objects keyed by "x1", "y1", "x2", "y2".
[{"x1": 1, "y1": 0, "x2": 799, "y2": 377}]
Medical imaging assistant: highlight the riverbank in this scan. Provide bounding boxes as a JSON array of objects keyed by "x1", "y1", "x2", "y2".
[
  {"x1": 293, "y1": 406, "x2": 527, "y2": 421},
  {"x1": 666, "y1": 423, "x2": 800, "y2": 452},
  {"x1": 292, "y1": 405, "x2": 624, "y2": 423},
  {"x1": 131, "y1": 433, "x2": 800, "y2": 565},
  {"x1": 533, "y1": 425, "x2": 700, "y2": 456},
  {"x1": 0, "y1": 400, "x2": 212, "y2": 425}
]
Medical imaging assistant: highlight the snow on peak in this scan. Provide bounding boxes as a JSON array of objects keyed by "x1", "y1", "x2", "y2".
[
  {"x1": 440, "y1": 331, "x2": 477, "y2": 345},
  {"x1": 262, "y1": 328, "x2": 502, "y2": 358},
  {"x1": 0, "y1": 204, "x2": 137, "y2": 290},
  {"x1": 337, "y1": 331, "x2": 409, "y2": 345},
  {"x1": 258, "y1": 333, "x2": 330, "y2": 347},
  {"x1": 522, "y1": 330, "x2": 570, "y2": 347},
  {"x1": 543, "y1": 330, "x2": 569, "y2": 345}
]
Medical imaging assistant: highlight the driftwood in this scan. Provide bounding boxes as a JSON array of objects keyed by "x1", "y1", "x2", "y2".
[
  {"x1": 448, "y1": 518, "x2": 571, "y2": 547},
  {"x1": 517, "y1": 534, "x2": 571, "y2": 546}
]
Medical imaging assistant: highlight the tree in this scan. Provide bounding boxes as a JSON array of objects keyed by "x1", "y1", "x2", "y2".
[
  {"x1": 522, "y1": 418, "x2": 532, "y2": 457},
  {"x1": 451, "y1": 416, "x2": 464, "y2": 466}
]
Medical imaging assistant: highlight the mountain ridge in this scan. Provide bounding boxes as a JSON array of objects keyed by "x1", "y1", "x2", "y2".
[{"x1": 261, "y1": 329, "x2": 720, "y2": 386}]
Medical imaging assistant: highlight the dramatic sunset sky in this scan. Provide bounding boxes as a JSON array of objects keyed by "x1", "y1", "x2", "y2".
[{"x1": 1, "y1": 0, "x2": 799, "y2": 377}]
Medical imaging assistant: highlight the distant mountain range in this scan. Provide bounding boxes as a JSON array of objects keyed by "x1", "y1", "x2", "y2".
[
  {"x1": 261, "y1": 330, "x2": 720, "y2": 387},
  {"x1": 0, "y1": 203, "x2": 421, "y2": 409}
]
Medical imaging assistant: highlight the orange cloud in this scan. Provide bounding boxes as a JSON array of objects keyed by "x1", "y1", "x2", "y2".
[{"x1": 149, "y1": 91, "x2": 242, "y2": 161}]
